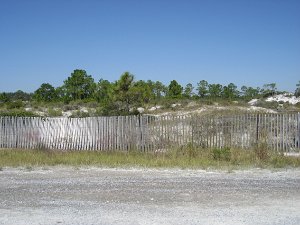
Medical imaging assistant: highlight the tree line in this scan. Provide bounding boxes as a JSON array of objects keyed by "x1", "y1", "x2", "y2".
[{"x1": 0, "y1": 69, "x2": 299, "y2": 115}]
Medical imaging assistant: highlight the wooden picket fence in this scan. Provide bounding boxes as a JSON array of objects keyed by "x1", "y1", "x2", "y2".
[{"x1": 0, "y1": 113, "x2": 299, "y2": 152}]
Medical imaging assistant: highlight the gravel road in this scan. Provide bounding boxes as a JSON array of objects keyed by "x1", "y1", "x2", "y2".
[{"x1": 0, "y1": 167, "x2": 299, "y2": 225}]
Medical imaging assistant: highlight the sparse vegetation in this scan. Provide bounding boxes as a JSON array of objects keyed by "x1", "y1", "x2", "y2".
[
  {"x1": 48, "y1": 108, "x2": 63, "y2": 117},
  {"x1": 212, "y1": 147, "x2": 231, "y2": 161},
  {"x1": 1, "y1": 69, "x2": 299, "y2": 117},
  {"x1": 0, "y1": 148, "x2": 299, "y2": 169},
  {"x1": 0, "y1": 109, "x2": 39, "y2": 117}
]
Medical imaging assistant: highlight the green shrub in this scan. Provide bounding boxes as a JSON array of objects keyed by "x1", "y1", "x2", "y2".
[
  {"x1": 85, "y1": 101, "x2": 99, "y2": 108},
  {"x1": 63, "y1": 104, "x2": 79, "y2": 111},
  {"x1": 212, "y1": 147, "x2": 231, "y2": 161},
  {"x1": 48, "y1": 108, "x2": 62, "y2": 117},
  {"x1": 69, "y1": 110, "x2": 90, "y2": 118},
  {"x1": 255, "y1": 100, "x2": 279, "y2": 109},
  {"x1": 6, "y1": 100, "x2": 24, "y2": 109},
  {"x1": 0, "y1": 109, "x2": 39, "y2": 117}
]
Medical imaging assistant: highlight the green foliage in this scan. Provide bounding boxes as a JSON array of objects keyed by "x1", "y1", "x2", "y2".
[
  {"x1": 114, "y1": 72, "x2": 135, "y2": 113},
  {"x1": 167, "y1": 80, "x2": 183, "y2": 99},
  {"x1": 130, "y1": 80, "x2": 152, "y2": 104},
  {"x1": 0, "y1": 109, "x2": 39, "y2": 117},
  {"x1": 208, "y1": 84, "x2": 223, "y2": 98},
  {"x1": 63, "y1": 103, "x2": 79, "y2": 111},
  {"x1": 152, "y1": 81, "x2": 167, "y2": 100},
  {"x1": 1, "y1": 68, "x2": 295, "y2": 117},
  {"x1": 222, "y1": 83, "x2": 239, "y2": 100},
  {"x1": 262, "y1": 83, "x2": 277, "y2": 97},
  {"x1": 1, "y1": 148, "x2": 298, "y2": 169},
  {"x1": 240, "y1": 86, "x2": 260, "y2": 100},
  {"x1": 6, "y1": 100, "x2": 24, "y2": 109},
  {"x1": 33, "y1": 83, "x2": 57, "y2": 102},
  {"x1": 55, "y1": 86, "x2": 67, "y2": 102},
  {"x1": 197, "y1": 80, "x2": 208, "y2": 98},
  {"x1": 0, "y1": 93, "x2": 9, "y2": 103},
  {"x1": 94, "y1": 79, "x2": 113, "y2": 104},
  {"x1": 48, "y1": 108, "x2": 62, "y2": 117},
  {"x1": 255, "y1": 100, "x2": 279, "y2": 109},
  {"x1": 63, "y1": 69, "x2": 96, "y2": 101},
  {"x1": 212, "y1": 147, "x2": 231, "y2": 161},
  {"x1": 172, "y1": 143, "x2": 198, "y2": 159},
  {"x1": 12, "y1": 90, "x2": 32, "y2": 101},
  {"x1": 69, "y1": 110, "x2": 90, "y2": 118},
  {"x1": 183, "y1": 83, "x2": 194, "y2": 99},
  {"x1": 0, "y1": 90, "x2": 32, "y2": 102}
]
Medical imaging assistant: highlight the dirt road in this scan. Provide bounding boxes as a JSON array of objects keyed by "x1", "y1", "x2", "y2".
[{"x1": 0, "y1": 167, "x2": 299, "y2": 225}]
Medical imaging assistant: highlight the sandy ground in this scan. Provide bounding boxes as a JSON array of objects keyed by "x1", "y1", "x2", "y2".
[{"x1": 0, "y1": 167, "x2": 299, "y2": 225}]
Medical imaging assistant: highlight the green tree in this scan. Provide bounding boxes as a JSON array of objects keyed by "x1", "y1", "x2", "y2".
[
  {"x1": 94, "y1": 79, "x2": 113, "y2": 104},
  {"x1": 262, "y1": 83, "x2": 277, "y2": 97},
  {"x1": 197, "y1": 80, "x2": 208, "y2": 98},
  {"x1": 241, "y1": 86, "x2": 260, "y2": 100},
  {"x1": 208, "y1": 84, "x2": 223, "y2": 98},
  {"x1": 114, "y1": 72, "x2": 135, "y2": 113},
  {"x1": 167, "y1": 80, "x2": 183, "y2": 99},
  {"x1": 0, "y1": 92, "x2": 9, "y2": 103},
  {"x1": 55, "y1": 86, "x2": 67, "y2": 102},
  {"x1": 152, "y1": 81, "x2": 167, "y2": 100},
  {"x1": 63, "y1": 69, "x2": 96, "y2": 101},
  {"x1": 12, "y1": 90, "x2": 32, "y2": 101},
  {"x1": 183, "y1": 83, "x2": 194, "y2": 99},
  {"x1": 33, "y1": 83, "x2": 57, "y2": 102},
  {"x1": 222, "y1": 83, "x2": 239, "y2": 99},
  {"x1": 130, "y1": 80, "x2": 152, "y2": 104},
  {"x1": 295, "y1": 81, "x2": 300, "y2": 97}
]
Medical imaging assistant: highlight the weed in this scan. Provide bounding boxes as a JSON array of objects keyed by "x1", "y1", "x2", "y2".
[
  {"x1": 212, "y1": 147, "x2": 231, "y2": 161},
  {"x1": 254, "y1": 130, "x2": 270, "y2": 161},
  {"x1": 173, "y1": 143, "x2": 198, "y2": 159},
  {"x1": 0, "y1": 148, "x2": 299, "y2": 169}
]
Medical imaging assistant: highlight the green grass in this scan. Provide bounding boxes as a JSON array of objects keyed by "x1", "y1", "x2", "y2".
[{"x1": 0, "y1": 147, "x2": 299, "y2": 169}]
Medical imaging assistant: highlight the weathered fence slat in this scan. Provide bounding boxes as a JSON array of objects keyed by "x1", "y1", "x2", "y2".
[{"x1": 0, "y1": 113, "x2": 299, "y2": 152}]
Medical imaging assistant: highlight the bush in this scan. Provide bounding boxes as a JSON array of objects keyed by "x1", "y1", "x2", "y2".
[
  {"x1": 69, "y1": 110, "x2": 90, "y2": 118},
  {"x1": 255, "y1": 100, "x2": 279, "y2": 109},
  {"x1": 0, "y1": 109, "x2": 39, "y2": 117},
  {"x1": 6, "y1": 100, "x2": 24, "y2": 109},
  {"x1": 212, "y1": 147, "x2": 231, "y2": 161},
  {"x1": 63, "y1": 104, "x2": 79, "y2": 111},
  {"x1": 85, "y1": 101, "x2": 99, "y2": 108},
  {"x1": 48, "y1": 108, "x2": 62, "y2": 117}
]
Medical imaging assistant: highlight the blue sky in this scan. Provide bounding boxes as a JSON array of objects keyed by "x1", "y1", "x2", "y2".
[{"x1": 0, "y1": 0, "x2": 299, "y2": 93}]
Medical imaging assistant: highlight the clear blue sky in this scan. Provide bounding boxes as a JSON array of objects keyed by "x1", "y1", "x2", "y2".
[{"x1": 0, "y1": 0, "x2": 299, "y2": 93}]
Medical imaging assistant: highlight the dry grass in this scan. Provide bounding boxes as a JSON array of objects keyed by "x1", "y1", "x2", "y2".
[{"x1": 0, "y1": 147, "x2": 299, "y2": 169}]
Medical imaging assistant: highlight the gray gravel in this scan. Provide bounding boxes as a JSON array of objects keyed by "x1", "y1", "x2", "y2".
[{"x1": 0, "y1": 167, "x2": 299, "y2": 225}]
